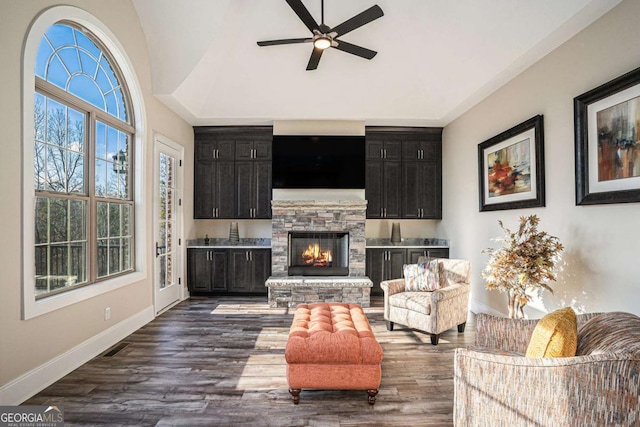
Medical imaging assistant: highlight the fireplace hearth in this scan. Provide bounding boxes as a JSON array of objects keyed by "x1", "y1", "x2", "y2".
[{"x1": 288, "y1": 232, "x2": 349, "y2": 276}]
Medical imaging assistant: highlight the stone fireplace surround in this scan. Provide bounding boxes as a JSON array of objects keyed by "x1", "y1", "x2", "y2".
[{"x1": 266, "y1": 200, "x2": 372, "y2": 308}]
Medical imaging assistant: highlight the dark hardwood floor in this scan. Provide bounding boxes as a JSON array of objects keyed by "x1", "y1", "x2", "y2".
[{"x1": 25, "y1": 297, "x2": 475, "y2": 426}]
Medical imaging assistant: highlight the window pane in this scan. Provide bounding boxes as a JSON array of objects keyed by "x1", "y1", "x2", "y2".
[
  {"x1": 35, "y1": 197, "x2": 49, "y2": 245},
  {"x1": 109, "y1": 203, "x2": 121, "y2": 237},
  {"x1": 69, "y1": 199, "x2": 87, "y2": 241},
  {"x1": 97, "y1": 202, "x2": 133, "y2": 279},
  {"x1": 95, "y1": 121, "x2": 107, "y2": 159},
  {"x1": 95, "y1": 159, "x2": 107, "y2": 196},
  {"x1": 47, "y1": 99, "x2": 66, "y2": 145},
  {"x1": 97, "y1": 201, "x2": 108, "y2": 238},
  {"x1": 97, "y1": 238, "x2": 108, "y2": 277},
  {"x1": 66, "y1": 150, "x2": 85, "y2": 194},
  {"x1": 69, "y1": 242, "x2": 87, "y2": 284},
  {"x1": 34, "y1": 93, "x2": 46, "y2": 141},
  {"x1": 49, "y1": 198, "x2": 68, "y2": 243},
  {"x1": 38, "y1": 23, "x2": 130, "y2": 123},
  {"x1": 109, "y1": 238, "x2": 121, "y2": 275}
]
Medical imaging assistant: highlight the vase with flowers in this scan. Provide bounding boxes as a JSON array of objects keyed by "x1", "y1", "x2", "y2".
[{"x1": 482, "y1": 215, "x2": 564, "y2": 319}]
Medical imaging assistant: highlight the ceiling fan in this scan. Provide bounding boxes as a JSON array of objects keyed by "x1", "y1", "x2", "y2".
[{"x1": 257, "y1": 0, "x2": 384, "y2": 71}]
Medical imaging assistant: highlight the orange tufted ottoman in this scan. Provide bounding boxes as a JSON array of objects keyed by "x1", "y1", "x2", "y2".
[{"x1": 286, "y1": 302, "x2": 384, "y2": 404}]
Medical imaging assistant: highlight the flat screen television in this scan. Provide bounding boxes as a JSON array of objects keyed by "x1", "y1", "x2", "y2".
[{"x1": 272, "y1": 135, "x2": 365, "y2": 189}]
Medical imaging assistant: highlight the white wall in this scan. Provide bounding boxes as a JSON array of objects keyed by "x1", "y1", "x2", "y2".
[
  {"x1": 0, "y1": 0, "x2": 194, "y2": 402},
  {"x1": 440, "y1": 0, "x2": 640, "y2": 318}
]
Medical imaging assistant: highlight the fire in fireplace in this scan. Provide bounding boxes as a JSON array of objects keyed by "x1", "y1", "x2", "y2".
[{"x1": 288, "y1": 232, "x2": 349, "y2": 276}]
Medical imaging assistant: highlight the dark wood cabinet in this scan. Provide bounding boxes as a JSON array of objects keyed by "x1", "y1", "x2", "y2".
[
  {"x1": 366, "y1": 128, "x2": 443, "y2": 219},
  {"x1": 235, "y1": 161, "x2": 272, "y2": 219},
  {"x1": 402, "y1": 159, "x2": 441, "y2": 219},
  {"x1": 188, "y1": 248, "x2": 270, "y2": 295},
  {"x1": 194, "y1": 160, "x2": 234, "y2": 219},
  {"x1": 365, "y1": 141, "x2": 402, "y2": 219},
  {"x1": 235, "y1": 140, "x2": 272, "y2": 161},
  {"x1": 229, "y1": 249, "x2": 271, "y2": 293},
  {"x1": 367, "y1": 247, "x2": 449, "y2": 295},
  {"x1": 366, "y1": 248, "x2": 405, "y2": 296},
  {"x1": 187, "y1": 248, "x2": 228, "y2": 292},
  {"x1": 194, "y1": 127, "x2": 272, "y2": 220},
  {"x1": 365, "y1": 160, "x2": 402, "y2": 219},
  {"x1": 365, "y1": 140, "x2": 402, "y2": 161},
  {"x1": 406, "y1": 248, "x2": 450, "y2": 264}
]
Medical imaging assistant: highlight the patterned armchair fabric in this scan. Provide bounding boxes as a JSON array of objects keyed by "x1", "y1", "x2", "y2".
[
  {"x1": 454, "y1": 312, "x2": 640, "y2": 426},
  {"x1": 380, "y1": 258, "x2": 471, "y2": 345}
]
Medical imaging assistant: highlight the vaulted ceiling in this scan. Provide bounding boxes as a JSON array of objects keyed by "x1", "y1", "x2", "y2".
[{"x1": 131, "y1": 0, "x2": 621, "y2": 127}]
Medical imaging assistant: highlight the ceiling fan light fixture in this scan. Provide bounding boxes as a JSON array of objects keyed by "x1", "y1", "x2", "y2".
[{"x1": 313, "y1": 36, "x2": 332, "y2": 50}]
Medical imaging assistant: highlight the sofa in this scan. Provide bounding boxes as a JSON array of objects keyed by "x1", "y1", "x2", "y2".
[
  {"x1": 454, "y1": 311, "x2": 640, "y2": 426},
  {"x1": 380, "y1": 258, "x2": 471, "y2": 345}
]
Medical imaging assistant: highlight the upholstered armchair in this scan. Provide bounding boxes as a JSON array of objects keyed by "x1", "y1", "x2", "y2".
[
  {"x1": 380, "y1": 258, "x2": 471, "y2": 345},
  {"x1": 454, "y1": 311, "x2": 640, "y2": 426}
]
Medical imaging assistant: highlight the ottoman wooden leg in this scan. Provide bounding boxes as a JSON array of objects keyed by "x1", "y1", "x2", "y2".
[
  {"x1": 458, "y1": 322, "x2": 466, "y2": 333},
  {"x1": 367, "y1": 389, "x2": 378, "y2": 405},
  {"x1": 289, "y1": 388, "x2": 301, "y2": 404},
  {"x1": 386, "y1": 321, "x2": 394, "y2": 331}
]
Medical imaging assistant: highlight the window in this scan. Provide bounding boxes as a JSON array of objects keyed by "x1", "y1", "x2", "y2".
[{"x1": 33, "y1": 22, "x2": 134, "y2": 298}]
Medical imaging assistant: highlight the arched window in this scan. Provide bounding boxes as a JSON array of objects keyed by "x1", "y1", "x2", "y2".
[{"x1": 33, "y1": 21, "x2": 135, "y2": 298}]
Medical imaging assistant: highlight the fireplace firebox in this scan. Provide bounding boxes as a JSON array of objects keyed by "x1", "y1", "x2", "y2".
[{"x1": 288, "y1": 232, "x2": 349, "y2": 276}]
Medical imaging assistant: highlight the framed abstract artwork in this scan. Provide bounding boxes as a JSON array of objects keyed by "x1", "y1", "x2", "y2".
[
  {"x1": 575, "y1": 66, "x2": 640, "y2": 205},
  {"x1": 478, "y1": 115, "x2": 545, "y2": 212}
]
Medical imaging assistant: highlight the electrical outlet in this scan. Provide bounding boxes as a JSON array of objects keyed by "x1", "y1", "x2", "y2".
[{"x1": 104, "y1": 307, "x2": 111, "y2": 321}]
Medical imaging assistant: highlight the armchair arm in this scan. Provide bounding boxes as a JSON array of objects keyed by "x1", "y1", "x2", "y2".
[
  {"x1": 431, "y1": 283, "x2": 469, "y2": 302},
  {"x1": 454, "y1": 348, "x2": 640, "y2": 426},
  {"x1": 380, "y1": 279, "x2": 405, "y2": 296}
]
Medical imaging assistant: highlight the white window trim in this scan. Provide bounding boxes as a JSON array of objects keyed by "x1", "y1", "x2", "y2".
[{"x1": 22, "y1": 6, "x2": 147, "y2": 319}]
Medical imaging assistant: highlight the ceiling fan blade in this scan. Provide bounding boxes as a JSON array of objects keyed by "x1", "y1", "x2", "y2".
[
  {"x1": 334, "y1": 40, "x2": 377, "y2": 60},
  {"x1": 257, "y1": 38, "x2": 312, "y2": 47},
  {"x1": 286, "y1": 0, "x2": 320, "y2": 33},
  {"x1": 330, "y1": 5, "x2": 384, "y2": 37},
  {"x1": 306, "y1": 47, "x2": 324, "y2": 71}
]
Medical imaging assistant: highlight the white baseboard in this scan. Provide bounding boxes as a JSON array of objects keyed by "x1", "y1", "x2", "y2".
[
  {"x1": 470, "y1": 298, "x2": 504, "y2": 317},
  {"x1": 0, "y1": 305, "x2": 154, "y2": 405}
]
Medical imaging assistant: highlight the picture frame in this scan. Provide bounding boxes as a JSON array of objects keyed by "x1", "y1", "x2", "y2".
[
  {"x1": 478, "y1": 115, "x2": 545, "y2": 212},
  {"x1": 574, "y1": 66, "x2": 640, "y2": 205}
]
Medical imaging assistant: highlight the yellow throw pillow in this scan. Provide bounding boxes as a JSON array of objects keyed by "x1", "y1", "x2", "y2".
[{"x1": 525, "y1": 307, "x2": 577, "y2": 358}]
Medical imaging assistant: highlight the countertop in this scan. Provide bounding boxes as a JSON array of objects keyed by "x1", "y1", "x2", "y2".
[
  {"x1": 187, "y1": 238, "x2": 271, "y2": 249},
  {"x1": 365, "y1": 238, "x2": 449, "y2": 248},
  {"x1": 187, "y1": 237, "x2": 449, "y2": 249}
]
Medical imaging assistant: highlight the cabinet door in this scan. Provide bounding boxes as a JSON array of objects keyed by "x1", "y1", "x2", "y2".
[
  {"x1": 195, "y1": 140, "x2": 217, "y2": 161},
  {"x1": 407, "y1": 248, "x2": 449, "y2": 264},
  {"x1": 250, "y1": 249, "x2": 271, "y2": 293},
  {"x1": 419, "y1": 161, "x2": 441, "y2": 219},
  {"x1": 229, "y1": 250, "x2": 252, "y2": 292},
  {"x1": 401, "y1": 162, "x2": 421, "y2": 219},
  {"x1": 366, "y1": 140, "x2": 384, "y2": 160},
  {"x1": 383, "y1": 141, "x2": 402, "y2": 161},
  {"x1": 402, "y1": 140, "x2": 422, "y2": 161},
  {"x1": 254, "y1": 162, "x2": 272, "y2": 219},
  {"x1": 386, "y1": 249, "x2": 406, "y2": 281},
  {"x1": 216, "y1": 140, "x2": 235, "y2": 160},
  {"x1": 253, "y1": 140, "x2": 272, "y2": 160},
  {"x1": 365, "y1": 161, "x2": 384, "y2": 218},
  {"x1": 234, "y1": 141, "x2": 253, "y2": 161},
  {"x1": 235, "y1": 161, "x2": 253, "y2": 218},
  {"x1": 211, "y1": 250, "x2": 229, "y2": 290},
  {"x1": 194, "y1": 161, "x2": 215, "y2": 219},
  {"x1": 383, "y1": 162, "x2": 402, "y2": 218},
  {"x1": 188, "y1": 249, "x2": 212, "y2": 292},
  {"x1": 215, "y1": 161, "x2": 235, "y2": 218},
  {"x1": 366, "y1": 249, "x2": 385, "y2": 296}
]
